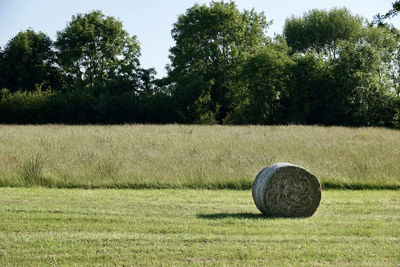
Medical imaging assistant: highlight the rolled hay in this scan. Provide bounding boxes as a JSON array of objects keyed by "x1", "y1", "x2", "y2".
[{"x1": 252, "y1": 163, "x2": 321, "y2": 217}]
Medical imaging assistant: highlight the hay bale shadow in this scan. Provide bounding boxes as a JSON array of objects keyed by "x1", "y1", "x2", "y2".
[{"x1": 197, "y1": 212, "x2": 298, "y2": 220}]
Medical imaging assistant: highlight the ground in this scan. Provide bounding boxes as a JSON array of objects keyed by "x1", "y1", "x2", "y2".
[{"x1": 0, "y1": 188, "x2": 399, "y2": 266}]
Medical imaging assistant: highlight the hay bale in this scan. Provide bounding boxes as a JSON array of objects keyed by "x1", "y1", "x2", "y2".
[{"x1": 252, "y1": 163, "x2": 321, "y2": 217}]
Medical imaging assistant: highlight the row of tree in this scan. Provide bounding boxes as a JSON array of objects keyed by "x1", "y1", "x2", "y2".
[{"x1": 1, "y1": 2, "x2": 400, "y2": 127}]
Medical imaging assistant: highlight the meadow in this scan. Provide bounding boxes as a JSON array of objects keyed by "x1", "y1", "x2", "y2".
[
  {"x1": 0, "y1": 125, "x2": 399, "y2": 189},
  {"x1": 1, "y1": 125, "x2": 400, "y2": 265},
  {"x1": 0, "y1": 188, "x2": 399, "y2": 266}
]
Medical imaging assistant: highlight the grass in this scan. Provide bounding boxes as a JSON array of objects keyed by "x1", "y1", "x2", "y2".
[
  {"x1": 0, "y1": 188, "x2": 399, "y2": 266},
  {"x1": 0, "y1": 124, "x2": 399, "y2": 189}
]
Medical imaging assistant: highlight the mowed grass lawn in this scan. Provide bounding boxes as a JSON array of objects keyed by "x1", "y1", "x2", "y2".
[
  {"x1": 0, "y1": 124, "x2": 399, "y2": 189},
  {"x1": 0, "y1": 188, "x2": 399, "y2": 266}
]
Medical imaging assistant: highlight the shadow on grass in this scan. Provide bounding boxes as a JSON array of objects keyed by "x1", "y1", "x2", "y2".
[{"x1": 197, "y1": 212, "x2": 300, "y2": 220}]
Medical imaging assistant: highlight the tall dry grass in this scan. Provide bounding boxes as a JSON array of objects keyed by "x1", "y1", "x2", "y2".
[{"x1": 0, "y1": 124, "x2": 399, "y2": 189}]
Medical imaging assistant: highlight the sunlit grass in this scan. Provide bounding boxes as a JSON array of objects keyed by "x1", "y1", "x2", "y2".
[
  {"x1": 0, "y1": 188, "x2": 399, "y2": 265},
  {"x1": 0, "y1": 124, "x2": 399, "y2": 189}
]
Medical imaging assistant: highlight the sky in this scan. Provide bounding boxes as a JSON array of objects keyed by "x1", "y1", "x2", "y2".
[{"x1": 0, "y1": 0, "x2": 399, "y2": 78}]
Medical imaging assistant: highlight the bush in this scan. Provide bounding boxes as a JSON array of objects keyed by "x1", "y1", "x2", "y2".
[
  {"x1": 0, "y1": 87, "x2": 178, "y2": 124},
  {"x1": 0, "y1": 88, "x2": 53, "y2": 123},
  {"x1": 47, "y1": 90, "x2": 97, "y2": 123}
]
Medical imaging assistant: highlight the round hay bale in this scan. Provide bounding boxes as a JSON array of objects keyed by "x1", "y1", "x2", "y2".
[{"x1": 252, "y1": 163, "x2": 321, "y2": 217}]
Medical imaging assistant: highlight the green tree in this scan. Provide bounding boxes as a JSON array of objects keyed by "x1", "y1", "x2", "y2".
[
  {"x1": 0, "y1": 29, "x2": 60, "y2": 92},
  {"x1": 0, "y1": 47, "x2": 4, "y2": 89},
  {"x1": 374, "y1": 1, "x2": 400, "y2": 24},
  {"x1": 332, "y1": 24, "x2": 400, "y2": 126},
  {"x1": 283, "y1": 8, "x2": 363, "y2": 58},
  {"x1": 281, "y1": 53, "x2": 337, "y2": 124},
  {"x1": 226, "y1": 41, "x2": 294, "y2": 124},
  {"x1": 167, "y1": 1, "x2": 269, "y2": 123},
  {"x1": 283, "y1": 8, "x2": 400, "y2": 126},
  {"x1": 55, "y1": 10, "x2": 141, "y2": 93}
]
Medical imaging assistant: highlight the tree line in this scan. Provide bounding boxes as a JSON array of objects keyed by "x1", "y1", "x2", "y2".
[{"x1": 1, "y1": 2, "x2": 400, "y2": 127}]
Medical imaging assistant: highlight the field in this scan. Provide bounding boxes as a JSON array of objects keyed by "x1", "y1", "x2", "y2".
[
  {"x1": 1, "y1": 125, "x2": 399, "y2": 265},
  {"x1": 0, "y1": 124, "x2": 400, "y2": 189},
  {"x1": 0, "y1": 188, "x2": 399, "y2": 266}
]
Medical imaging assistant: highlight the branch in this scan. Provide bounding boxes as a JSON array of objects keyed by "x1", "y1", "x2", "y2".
[{"x1": 373, "y1": 1, "x2": 400, "y2": 25}]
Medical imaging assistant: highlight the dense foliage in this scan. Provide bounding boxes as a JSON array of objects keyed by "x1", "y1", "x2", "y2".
[
  {"x1": 55, "y1": 11, "x2": 142, "y2": 94},
  {"x1": 0, "y1": 30, "x2": 61, "y2": 92},
  {"x1": 167, "y1": 1, "x2": 269, "y2": 123},
  {"x1": 0, "y1": 3, "x2": 400, "y2": 127}
]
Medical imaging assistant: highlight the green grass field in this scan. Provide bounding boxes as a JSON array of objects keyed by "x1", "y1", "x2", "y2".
[
  {"x1": 0, "y1": 188, "x2": 399, "y2": 266},
  {"x1": 0, "y1": 124, "x2": 399, "y2": 189},
  {"x1": 1, "y1": 125, "x2": 399, "y2": 265}
]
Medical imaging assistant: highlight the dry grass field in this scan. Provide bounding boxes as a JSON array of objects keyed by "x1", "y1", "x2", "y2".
[{"x1": 0, "y1": 124, "x2": 399, "y2": 189}]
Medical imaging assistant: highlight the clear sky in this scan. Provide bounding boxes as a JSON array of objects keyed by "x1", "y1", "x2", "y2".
[{"x1": 0, "y1": 0, "x2": 398, "y2": 77}]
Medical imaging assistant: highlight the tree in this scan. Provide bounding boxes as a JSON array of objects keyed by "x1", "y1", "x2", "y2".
[
  {"x1": 167, "y1": 1, "x2": 269, "y2": 123},
  {"x1": 226, "y1": 41, "x2": 294, "y2": 124},
  {"x1": 0, "y1": 29, "x2": 60, "y2": 92},
  {"x1": 283, "y1": 8, "x2": 363, "y2": 59},
  {"x1": 0, "y1": 47, "x2": 4, "y2": 89},
  {"x1": 283, "y1": 8, "x2": 400, "y2": 126},
  {"x1": 55, "y1": 10, "x2": 141, "y2": 93},
  {"x1": 374, "y1": 1, "x2": 400, "y2": 24},
  {"x1": 281, "y1": 53, "x2": 337, "y2": 124},
  {"x1": 331, "y1": 24, "x2": 400, "y2": 126}
]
